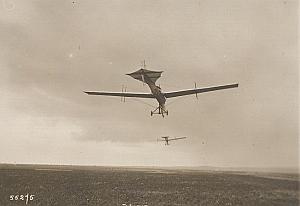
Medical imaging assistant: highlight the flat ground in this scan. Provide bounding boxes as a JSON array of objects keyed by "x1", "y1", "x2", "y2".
[{"x1": 0, "y1": 165, "x2": 299, "y2": 206}]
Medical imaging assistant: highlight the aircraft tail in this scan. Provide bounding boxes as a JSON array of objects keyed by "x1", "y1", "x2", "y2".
[{"x1": 126, "y1": 68, "x2": 163, "y2": 84}]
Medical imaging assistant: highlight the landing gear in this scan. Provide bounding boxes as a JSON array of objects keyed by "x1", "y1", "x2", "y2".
[{"x1": 150, "y1": 105, "x2": 168, "y2": 117}]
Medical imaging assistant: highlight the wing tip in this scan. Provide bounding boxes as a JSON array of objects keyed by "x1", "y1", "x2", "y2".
[{"x1": 84, "y1": 91, "x2": 92, "y2": 95}]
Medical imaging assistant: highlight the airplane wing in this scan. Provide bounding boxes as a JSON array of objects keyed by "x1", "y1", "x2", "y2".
[
  {"x1": 164, "y1": 83, "x2": 238, "y2": 98},
  {"x1": 84, "y1": 91, "x2": 155, "y2": 98},
  {"x1": 168, "y1": 137, "x2": 187, "y2": 141}
]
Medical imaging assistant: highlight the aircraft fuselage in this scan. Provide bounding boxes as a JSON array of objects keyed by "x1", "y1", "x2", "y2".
[
  {"x1": 148, "y1": 82, "x2": 166, "y2": 106},
  {"x1": 142, "y1": 73, "x2": 168, "y2": 116},
  {"x1": 143, "y1": 75, "x2": 166, "y2": 106}
]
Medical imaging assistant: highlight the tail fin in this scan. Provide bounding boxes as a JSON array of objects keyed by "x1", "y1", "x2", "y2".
[{"x1": 127, "y1": 68, "x2": 163, "y2": 84}]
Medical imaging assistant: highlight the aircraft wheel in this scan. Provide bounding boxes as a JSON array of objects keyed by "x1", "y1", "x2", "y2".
[
  {"x1": 151, "y1": 111, "x2": 153, "y2": 116},
  {"x1": 166, "y1": 111, "x2": 169, "y2": 115}
]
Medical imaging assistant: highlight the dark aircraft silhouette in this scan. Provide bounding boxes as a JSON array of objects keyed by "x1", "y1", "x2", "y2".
[
  {"x1": 85, "y1": 61, "x2": 238, "y2": 117},
  {"x1": 158, "y1": 136, "x2": 187, "y2": 145}
]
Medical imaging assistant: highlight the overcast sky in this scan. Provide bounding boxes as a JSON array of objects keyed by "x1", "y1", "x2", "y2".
[{"x1": 0, "y1": 0, "x2": 298, "y2": 168}]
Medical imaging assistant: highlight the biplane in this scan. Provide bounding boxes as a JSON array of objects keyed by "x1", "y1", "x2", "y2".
[
  {"x1": 158, "y1": 136, "x2": 187, "y2": 146},
  {"x1": 85, "y1": 61, "x2": 238, "y2": 117}
]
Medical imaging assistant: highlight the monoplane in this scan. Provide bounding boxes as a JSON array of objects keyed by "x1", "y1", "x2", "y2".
[
  {"x1": 85, "y1": 61, "x2": 238, "y2": 117},
  {"x1": 158, "y1": 136, "x2": 187, "y2": 146}
]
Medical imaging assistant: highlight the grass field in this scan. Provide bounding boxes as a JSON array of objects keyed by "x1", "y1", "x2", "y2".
[{"x1": 0, "y1": 165, "x2": 299, "y2": 206}]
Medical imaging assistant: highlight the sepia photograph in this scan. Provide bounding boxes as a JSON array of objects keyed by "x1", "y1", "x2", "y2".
[{"x1": 0, "y1": 0, "x2": 299, "y2": 205}]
